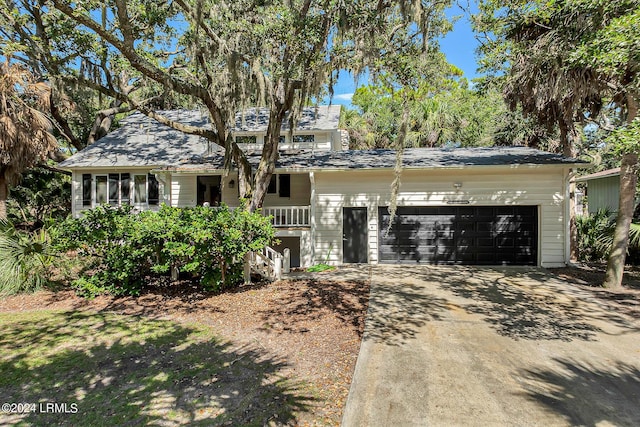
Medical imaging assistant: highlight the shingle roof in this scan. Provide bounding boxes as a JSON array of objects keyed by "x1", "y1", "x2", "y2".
[
  {"x1": 58, "y1": 110, "x2": 214, "y2": 168},
  {"x1": 59, "y1": 106, "x2": 342, "y2": 168},
  {"x1": 162, "y1": 146, "x2": 585, "y2": 172},
  {"x1": 234, "y1": 105, "x2": 341, "y2": 132},
  {"x1": 59, "y1": 107, "x2": 584, "y2": 170},
  {"x1": 574, "y1": 167, "x2": 620, "y2": 182}
]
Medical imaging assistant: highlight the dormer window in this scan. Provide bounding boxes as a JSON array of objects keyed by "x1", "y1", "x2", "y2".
[
  {"x1": 236, "y1": 135, "x2": 257, "y2": 144},
  {"x1": 293, "y1": 134, "x2": 314, "y2": 143}
]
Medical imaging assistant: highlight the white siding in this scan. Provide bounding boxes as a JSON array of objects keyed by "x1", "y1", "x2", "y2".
[
  {"x1": 262, "y1": 173, "x2": 311, "y2": 206},
  {"x1": 219, "y1": 173, "x2": 310, "y2": 207},
  {"x1": 587, "y1": 176, "x2": 620, "y2": 214},
  {"x1": 221, "y1": 173, "x2": 240, "y2": 207},
  {"x1": 312, "y1": 167, "x2": 570, "y2": 268},
  {"x1": 170, "y1": 175, "x2": 196, "y2": 207}
]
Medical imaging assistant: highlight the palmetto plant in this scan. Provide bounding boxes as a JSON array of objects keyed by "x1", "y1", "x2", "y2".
[
  {"x1": 0, "y1": 219, "x2": 54, "y2": 295},
  {"x1": 576, "y1": 209, "x2": 640, "y2": 262}
]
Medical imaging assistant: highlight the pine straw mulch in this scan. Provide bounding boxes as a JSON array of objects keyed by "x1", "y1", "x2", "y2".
[{"x1": 0, "y1": 277, "x2": 370, "y2": 426}]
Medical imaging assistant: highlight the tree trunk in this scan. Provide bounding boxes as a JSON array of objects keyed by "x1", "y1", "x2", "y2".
[
  {"x1": 0, "y1": 176, "x2": 8, "y2": 220},
  {"x1": 603, "y1": 95, "x2": 639, "y2": 289},
  {"x1": 569, "y1": 178, "x2": 578, "y2": 261},
  {"x1": 603, "y1": 152, "x2": 639, "y2": 289},
  {"x1": 559, "y1": 118, "x2": 579, "y2": 261},
  {"x1": 231, "y1": 141, "x2": 253, "y2": 201},
  {"x1": 249, "y1": 106, "x2": 287, "y2": 212}
]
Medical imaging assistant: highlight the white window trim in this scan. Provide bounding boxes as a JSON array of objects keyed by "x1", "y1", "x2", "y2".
[{"x1": 88, "y1": 173, "x2": 137, "y2": 208}]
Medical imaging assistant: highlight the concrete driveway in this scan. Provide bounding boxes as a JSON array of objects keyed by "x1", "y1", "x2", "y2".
[{"x1": 336, "y1": 265, "x2": 640, "y2": 427}]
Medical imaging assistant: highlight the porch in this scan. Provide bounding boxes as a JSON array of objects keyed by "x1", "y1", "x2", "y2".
[{"x1": 262, "y1": 205, "x2": 310, "y2": 228}]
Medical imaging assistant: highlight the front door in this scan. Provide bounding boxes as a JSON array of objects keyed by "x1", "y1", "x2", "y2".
[{"x1": 343, "y1": 207, "x2": 368, "y2": 263}]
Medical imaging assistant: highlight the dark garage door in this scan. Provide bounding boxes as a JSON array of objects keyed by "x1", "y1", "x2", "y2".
[{"x1": 378, "y1": 206, "x2": 538, "y2": 265}]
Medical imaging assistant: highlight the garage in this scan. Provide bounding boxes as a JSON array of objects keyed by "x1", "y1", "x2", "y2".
[{"x1": 378, "y1": 206, "x2": 538, "y2": 265}]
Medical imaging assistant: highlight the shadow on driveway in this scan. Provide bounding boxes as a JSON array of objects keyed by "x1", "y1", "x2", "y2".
[
  {"x1": 519, "y1": 358, "x2": 640, "y2": 426},
  {"x1": 363, "y1": 283, "x2": 449, "y2": 346},
  {"x1": 372, "y1": 266, "x2": 640, "y2": 342}
]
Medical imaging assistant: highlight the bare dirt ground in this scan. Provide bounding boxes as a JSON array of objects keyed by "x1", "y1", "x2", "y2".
[
  {"x1": 0, "y1": 278, "x2": 370, "y2": 426},
  {"x1": 549, "y1": 262, "x2": 640, "y2": 290}
]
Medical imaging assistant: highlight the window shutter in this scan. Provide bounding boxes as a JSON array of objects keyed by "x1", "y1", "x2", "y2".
[
  {"x1": 148, "y1": 174, "x2": 159, "y2": 205},
  {"x1": 279, "y1": 174, "x2": 291, "y2": 198},
  {"x1": 82, "y1": 174, "x2": 91, "y2": 206}
]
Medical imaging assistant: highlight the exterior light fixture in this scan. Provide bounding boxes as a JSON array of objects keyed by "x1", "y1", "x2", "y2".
[
  {"x1": 229, "y1": 179, "x2": 235, "y2": 188},
  {"x1": 453, "y1": 182, "x2": 462, "y2": 190}
]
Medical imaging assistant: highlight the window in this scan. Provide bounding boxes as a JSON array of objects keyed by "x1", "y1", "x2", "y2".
[
  {"x1": 107, "y1": 173, "x2": 131, "y2": 206},
  {"x1": 293, "y1": 134, "x2": 314, "y2": 143},
  {"x1": 279, "y1": 174, "x2": 291, "y2": 198},
  {"x1": 265, "y1": 173, "x2": 291, "y2": 197},
  {"x1": 148, "y1": 174, "x2": 159, "y2": 205},
  {"x1": 235, "y1": 135, "x2": 257, "y2": 144},
  {"x1": 82, "y1": 174, "x2": 91, "y2": 206},
  {"x1": 120, "y1": 173, "x2": 130, "y2": 202},
  {"x1": 278, "y1": 135, "x2": 286, "y2": 144},
  {"x1": 108, "y1": 174, "x2": 119, "y2": 205},
  {"x1": 134, "y1": 175, "x2": 147, "y2": 204},
  {"x1": 95, "y1": 175, "x2": 107, "y2": 204},
  {"x1": 82, "y1": 173, "x2": 156, "y2": 208},
  {"x1": 267, "y1": 175, "x2": 277, "y2": 194}
]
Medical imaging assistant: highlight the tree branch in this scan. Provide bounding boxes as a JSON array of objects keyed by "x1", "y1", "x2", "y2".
[
  {"x1": 51, "y1": 0, "x2": 214, "y2": 108},
  {"x1": 133, "y1": 105, "x2": 218, "y2": 141}
]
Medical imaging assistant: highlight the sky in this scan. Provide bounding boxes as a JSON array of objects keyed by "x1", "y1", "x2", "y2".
[{"x1": 328, "y1": 2, "x2": 481, "y2": 108}]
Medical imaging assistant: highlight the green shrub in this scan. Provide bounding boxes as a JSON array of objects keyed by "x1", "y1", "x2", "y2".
[
  {"x1": 54, "y1": 205, "x2": 149, "y2": 296},
  {"x1": 53, "y1": 204, "x2": 275, "y2": 296},
  {"x1": 576, "y1": 209, "x2": 640, "y2": 262},
  {"x1": 0, "y1": 219, "x2": 55, "y2": 295},
  {"x1": 7, "y1": 165, "x2": 71, "y2": 229}
]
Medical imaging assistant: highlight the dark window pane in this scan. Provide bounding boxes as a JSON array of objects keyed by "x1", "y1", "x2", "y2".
[
  {"x1": 120, "y1": 173, "x2": 130, "y2": 203},
  {"x1": 148, "y1": 174, "x2": 159, "y2": 205},
  {"x1": 82, "y1": 174, "x2": 91, "y2": 206},
  {"x1": 96, "y1": 176, "x2": 107, "y2": 204},
  {"x1": 108, "y1": 174, "x2": 119, "y2": 205},
  {"x1": 267, "y1": 175, "x2": 276, "y2": 194},
  {"x1": 279, "y1": 174, "x2": 291, "y2": 198},
  {"x1": 134, "y1": 175, "x2": 147, "y2": 204},
  {"x1": 293, "y1": 134, "x2": 314, "y2": 143},
  {"x1": 235, "y1": 135, "x2": 257, "y2": 144}
]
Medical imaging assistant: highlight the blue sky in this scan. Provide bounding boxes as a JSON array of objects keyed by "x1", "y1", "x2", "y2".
[{"x1": 329, "y1": 2, "x2": 480, "y2": 107}]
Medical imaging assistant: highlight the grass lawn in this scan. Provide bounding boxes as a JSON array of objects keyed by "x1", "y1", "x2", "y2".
[{"x1": 0, "y1": 310, "x2": 315, "y2": 426}]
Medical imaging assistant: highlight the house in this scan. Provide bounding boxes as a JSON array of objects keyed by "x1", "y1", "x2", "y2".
[
  {"x1": 59, "y1": 106, "x2": 584, "y2": 268},
  {"x1": 574, "y1": 168, "x2": 621, "y2": 215}
]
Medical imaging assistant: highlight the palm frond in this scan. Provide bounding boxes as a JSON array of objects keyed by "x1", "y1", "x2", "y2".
[
  {"x1": 0, "y1": 219, "x2": 53, "y2": 295},
  {"x1": 629, "y1": 222, "x2": 640, "y2": 249}
]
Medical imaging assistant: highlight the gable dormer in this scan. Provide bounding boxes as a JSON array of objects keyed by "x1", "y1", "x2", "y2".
[{"x1": 233, "y1": 105, "x2": 345, "y2": 152}]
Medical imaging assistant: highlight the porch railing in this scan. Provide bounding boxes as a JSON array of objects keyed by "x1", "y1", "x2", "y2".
[
  {"x1": 245, "y1": 246, "x2": 290, "y2": 282},
  {"x1": 262, "y1": 205, "x2": 310, "y2": 227}
]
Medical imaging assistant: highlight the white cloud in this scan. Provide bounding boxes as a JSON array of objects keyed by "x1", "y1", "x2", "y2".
[{"x1": 333, "y1": 93, "x2": 354, "y2": 102}]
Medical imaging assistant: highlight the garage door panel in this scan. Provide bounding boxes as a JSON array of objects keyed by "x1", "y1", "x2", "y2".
[{"x1": 379, "y1": 206, "x2": 537, "y2": 265}]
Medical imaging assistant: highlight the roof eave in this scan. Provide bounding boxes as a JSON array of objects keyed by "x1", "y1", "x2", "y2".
[{"x1": 157, "y1": 162, "x2": 586, "y2": 174}]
